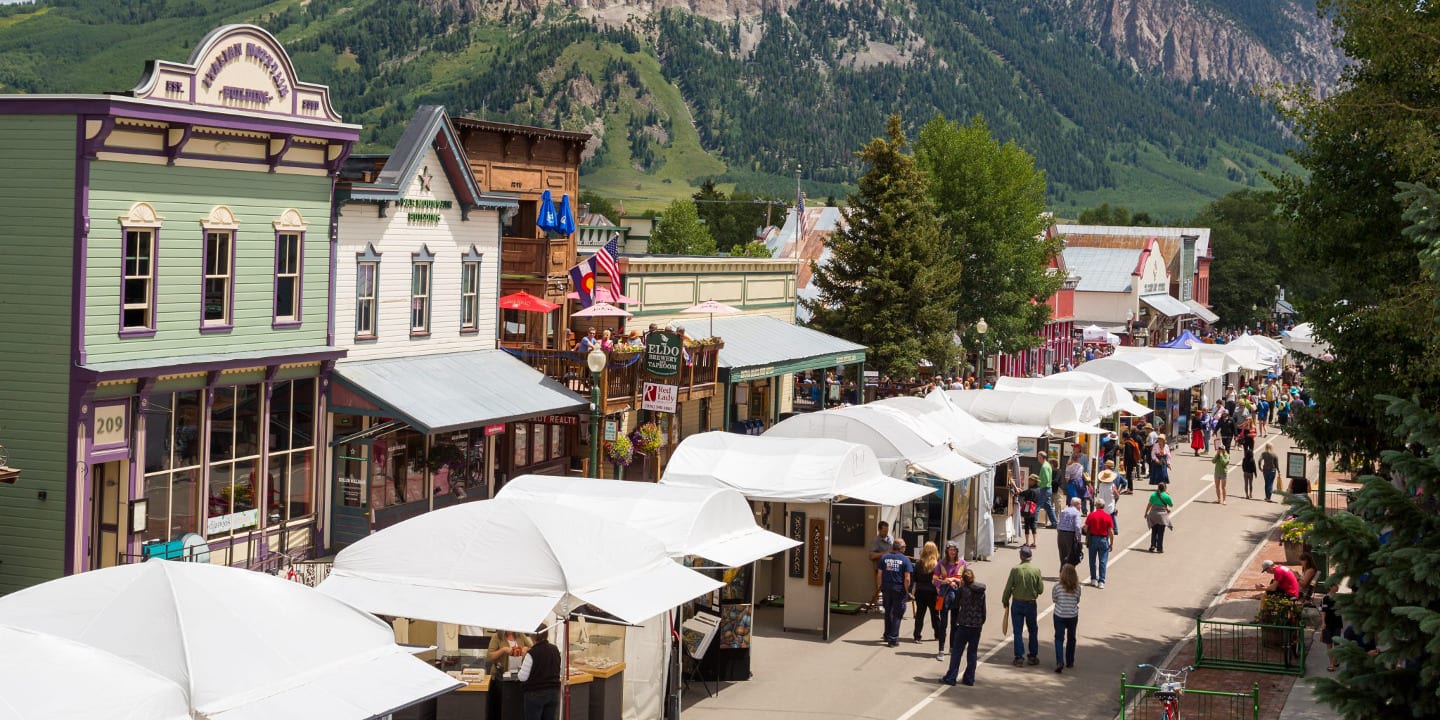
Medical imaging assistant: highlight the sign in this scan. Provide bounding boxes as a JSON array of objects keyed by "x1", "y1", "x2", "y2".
[
  {"x1": 807, "y1": 518, "x2": 826, "y2": 587},
  {"x1": 540, "y1": 415, "x2": 579, "y2": 426},
  {"x1": 644, "y1": 331, "x2": 684, "y2": 377},
  {"x1": 205, "y1": 508, "x2": 259, "y2": 535},
  {"x1": 484, "y1": 423, "x2": 506, "y2": 436},
  {"x1": 735, "y1": 366, "x2": 776, "y2": 381},
  {"x1": 340, "y1": 476, "x2": 363, "y2": 508},
  {"x1": 1286, "y1": 452, "x2": 1308, "y2": 480},
  {"x1": 787, "y1": 512, "x2": 806, "y2": 578},
  {"x1": 93, "y1": 403, "x2": 128, "y2": 449},
  {"x1": 603, "y1": 420, "x2": 618, "y2": 442},
  {"x1": 641, "y1": 382, "x2": 677, "y2": 413}
]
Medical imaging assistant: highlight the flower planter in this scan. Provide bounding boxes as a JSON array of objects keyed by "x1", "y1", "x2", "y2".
[{"x1": 1283, "y1": 540, "x2": 1304, "y2": 565}]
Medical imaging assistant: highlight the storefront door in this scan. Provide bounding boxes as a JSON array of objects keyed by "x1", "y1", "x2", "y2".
[
  {"x1": 88, "y1": 460, "x2": 125, "y2": 569},
  {"x1": 331, "y1": 440, "x2": 370, "y2": 550}
]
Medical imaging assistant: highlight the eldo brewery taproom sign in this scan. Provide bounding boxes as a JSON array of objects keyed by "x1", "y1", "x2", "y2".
[
  {"x1": 644, "y1": 331, "x2": 683, "y2": 377},
  {"x1": 131, "y1": 24, "x2": 344, "y2": 122}
]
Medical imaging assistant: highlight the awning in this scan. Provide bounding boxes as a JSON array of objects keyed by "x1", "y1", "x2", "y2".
[
  {"x1": 710, "y1": 315, "x2": 867, "y2": 381},
  {"x1": 1140, "y1": 294, "x2": 1193, "y2": 318},
  {"x1": 334, "y1": 349, "x2": 588, "y2": 434},
  {"x1": 765, "y1": 405, "x2": 987, "y2": 482},
  {"x1": 1185, "y1": 300, "x2": 1219, "y2": 324}
]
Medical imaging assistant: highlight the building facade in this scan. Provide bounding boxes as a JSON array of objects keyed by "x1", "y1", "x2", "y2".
[{"x1": 0, "y1": 25, "x2": 358, "y2": 592}]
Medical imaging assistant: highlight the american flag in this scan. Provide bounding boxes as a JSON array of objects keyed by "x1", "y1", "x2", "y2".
[
  {"x1": 595, "y1": 232, "x2": 622, "y2": 280},
  {"x1": 796, "y1": 190, "x2": 807, "y2": 242}
]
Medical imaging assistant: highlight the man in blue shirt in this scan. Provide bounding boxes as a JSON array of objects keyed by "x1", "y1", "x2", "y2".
[{"x1": 876, "y1": 539, "x2": 913, "y2": 647}]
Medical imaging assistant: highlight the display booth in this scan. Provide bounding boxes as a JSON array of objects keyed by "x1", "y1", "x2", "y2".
[{"x1": 661, "y1": 432, "x2": 934, "y2": 641}]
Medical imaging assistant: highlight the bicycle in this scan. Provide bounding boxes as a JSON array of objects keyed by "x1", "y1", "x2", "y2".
[{"x1": 1137, "y1": 663, "x2": 1193, "y2": 719}]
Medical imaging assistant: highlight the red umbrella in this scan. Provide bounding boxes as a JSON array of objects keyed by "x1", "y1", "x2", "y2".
[{"x1": 498, "y1": 291, "x2": 561, "y2": 313}]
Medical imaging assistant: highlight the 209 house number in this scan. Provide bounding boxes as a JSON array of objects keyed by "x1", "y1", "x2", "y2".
[{"x1": 94, "y1": 405, "x2": 127, "y2": 447}]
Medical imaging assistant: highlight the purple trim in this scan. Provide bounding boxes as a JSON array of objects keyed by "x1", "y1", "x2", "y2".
[
  {"x1": 164, "y1": 124, "x2": 192, "y2": 166},
  {"x1": 199, "y1": 227, "x2": 236, "y2": 332},
  {"x1": 78, "y1": 348, "x2": 347, "y2": 382},
  {"x1": 118, "y1": 224, "x2": 159, "y2": 337},
  {"x1": 327, "y1": 175, "x2": 338, "y2": 348},
  {"x1": 119, "y1": 328, "x2": 158, "y2": 339},
  {"x1": 271, "y1": 228, "x2": 304, "y2": 328},
  {"x1": 86, "y1": 400, "x2": 131, "y2": 460},
  {"x1": 0, "y1": 97, "x2": 361, "y2": 142},
  {"x1": 65, "y1": 116, "x2": 91, "y2": 574}
]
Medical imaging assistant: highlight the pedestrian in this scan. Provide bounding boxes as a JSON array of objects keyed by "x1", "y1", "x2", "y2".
[
  {"x1": 1007, "y1": 471, "x2": 1026, "y2": 542},
  {"x1": 1036, "y1": 452, "x2": 1058, "y2": 528},
  {"x1": 1057, "y1": 497, "x2": 1083, "y2": 567},
  {"x1": 1241, "y1": 443, "x2": 1257, "y2": 500},
  {"x1": 940, "y1": 567, "x2": 987, "y2": 686},
  {"x1": 1260, "y1": 446, "x2": 1280, "y2": 502},
  {"x1": 1146, "y1": 482, "x2": 1174, "y2": 553},
  {"x1": 517, "y1": 626, "x2": 562, "y2": 720},
  {"x1": 1321, "y1": 582, "x2": 1343, "y2": 672},
  {"x1": 876, "y1": 540, "x2": 912, "y2": 646},
  {"x1": 1123, "y1": 429, "x2": 1142, "y2": 485},
  {"x1": 912, "y1": 541, "x2": 941, "y2": 644},
  {"x1": 1095, "y1": 460, "x2": 1118, "y2": 516},
  {"x1": 1218, "y1": 412, "x2": 1236, "y2": 452},
  {"x1": 1212, "y1": 446, "x2": 1230, "y2": 505},
  {"x1": 1001, "y1": 546, "x2": 1044, "y2": 667},
  {"x1": 1019, "y1": 475, "x2": 1040, "y2": 548},
  {"x1": 1190, "y1": 410, "x2": 1207, "y2": 456},
  {"x1": 1150, "y1": 434, "x2": 1172, "y2": 485},
  {"x1": 1064, "y1": 455, "x2": 1086, "y2": 510},
  {"x1": 867, "y1": 520, "x2": 894, "y2": 611},
  {"x1": 1052, "y1": 563, "x2": 1082, "y2": 673},
  {"x1": 934, "y1": 541, "x2": 966, "y2": 661},
  {"x1": 1084, "y1": 498, "x2": 1116, "y2": 588}
]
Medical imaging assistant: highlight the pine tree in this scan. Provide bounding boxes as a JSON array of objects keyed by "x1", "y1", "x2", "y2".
[{"x1": 804, "y1": 116, "x2": 960, "y2": 377}]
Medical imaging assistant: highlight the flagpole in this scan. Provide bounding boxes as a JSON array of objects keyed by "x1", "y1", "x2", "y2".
[{"x1": 795, "y1": 164, "x2": 805, "y2": 257}]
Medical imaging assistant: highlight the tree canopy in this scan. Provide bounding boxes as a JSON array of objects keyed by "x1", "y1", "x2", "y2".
[
  {"x1": 1190, "y1": 190, "x2": 1287, "y2": 329},
  {"x1": 804, "y1": 116, "x2": 959, "y2": 377},
  {"x1": 692, "y1": 180, "x2": 776, "y2": 253},
  {"x1": 647, "y1": 198, "x2": 717, "y2": 255}
]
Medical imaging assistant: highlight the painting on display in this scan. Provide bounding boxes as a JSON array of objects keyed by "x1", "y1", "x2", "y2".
[{"x1": 715, "y1": 604, "x2": 754, "y2": 650}]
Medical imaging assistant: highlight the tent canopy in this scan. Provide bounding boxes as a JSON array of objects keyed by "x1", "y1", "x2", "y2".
[
  {"x1": 319, "y1": 498, "x2": 722, "y2": 631},
  {"x1": 661, "y1": 432, "x2": 935, "y2": 506},
  {"x1": 994, "y1": 375, "x2": 1151, "y2": 417},
  {"x1": 1158, "y1": 330, "x2": 1203, "y2": 349},
  {"x1": 495, "y1": 475, "x2": 798, "y2": 567},
  {"x1": 1114, "y1": 346, "x2": 1227, "y2": 381},
  {"x1": 1077, "y1": 354, "x2": 1190, "y2": 390},
  {"x1": 936, "y1": 389, "x2": 1108, "y2": 435},
  {"x1": 868, "y1": 396, "x2": 1017, "y2": 464},
  {"x1": 1280, "y1": 323, "x2": 1329, "y2": 358},
  {"x1": 764, "y1": 405, "x2": 986, "y2": 481},
  {"x1": 0, "y1": 624, "x2": 192, "y2": 720}
]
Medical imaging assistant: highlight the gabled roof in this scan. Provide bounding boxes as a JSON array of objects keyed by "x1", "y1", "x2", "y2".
[
  {"x1": 1053, "y1": 224, "x2": 1212, "y2": 267},
  {"x1": 344, "y1": 105, "x2": 516, "y2": 211},
  {"x1": 1061, "y1": 246, "x2": 1143, "y2": 292}
]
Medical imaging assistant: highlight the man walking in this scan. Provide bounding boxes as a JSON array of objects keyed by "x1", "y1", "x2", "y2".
[
  {"x1": 1036, "y1": 452, "x2": 1058, "y2": 528},
  {"x1": 867, "y1": 521, "x2": 894, "y2": 611},
  {"x1": 876, "y1": 539, "x2": 913, "y2": 647},
  {"x1": 517, "y1": 627, "x2": 562, "y2": 720},
  {"x1": 1260, "y1": 445, "x2": 1280, "y2": 502},
  {"x1": 1001, "y1": 546, "x2": 1044, "y2": 666},
  {"x1": 1084, "y1": 498, "x2": 1116, "y2": 588},
  {"x1": 1057, "y1": 497, "x2": 1084, "y2": 567},
  {"x1": 940, "y1": 568, "x2": 987, "y2": 686}
]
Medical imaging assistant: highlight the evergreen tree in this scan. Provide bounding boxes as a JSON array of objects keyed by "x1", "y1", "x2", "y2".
[
  {"x1": 914, "y1": 115, "x2": 1060, "y2": 353},
  {"x1": 804, "y1": 116, "x2": 959, "y2": 376},
  {"x1": 1190, "y1": 190, "x2": 1287, "y2": 329},
  {"x1": 648, "y1": 198, "x2": 716, "y2": 255}
]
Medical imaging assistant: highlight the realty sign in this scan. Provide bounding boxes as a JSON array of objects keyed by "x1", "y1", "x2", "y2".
[
  {"x1": 644, "y1": 331, "x2": 683, "y2": 377},
  {"x1": 641, "y1": 382, "x2": 678, "y2": 413}
]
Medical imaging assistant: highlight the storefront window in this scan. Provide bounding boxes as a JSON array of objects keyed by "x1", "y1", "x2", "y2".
[
  {"x1": 267, "y1": 378, "x2": 316, "y2": 524},
  {"x1": 513, "y1": 424, "x2": 529, "y2": 467},
  {"x1": 532, "y1": 424, "x2": 546, "y2": 465},
  {"x1": 142, "y1": 390, "x2": 202, "y2": 542},
  {"x1": 550, "y1": 425, "x2": 564, "y2": 460},
  {"x1": 369, "y1": 429, "x2": 428, "y2": 509},
  {"x1": 207, "y1": 384, "x2": 262, "y2": 535}
]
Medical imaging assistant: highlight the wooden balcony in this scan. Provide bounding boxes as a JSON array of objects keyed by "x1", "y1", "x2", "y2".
[{"x1": 503, "y1": 342, "x2": 723, "y2": 414}]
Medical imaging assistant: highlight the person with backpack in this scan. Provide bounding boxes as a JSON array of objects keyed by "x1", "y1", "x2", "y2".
[
  {"x1": 940, "y1": 567, "x2": 987, "y2": 686},
  {"x1": 933, "y1": 541, "x2": 966, "y2": 661}
]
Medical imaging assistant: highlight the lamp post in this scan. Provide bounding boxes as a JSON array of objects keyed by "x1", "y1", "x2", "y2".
[
  {"x1": 975, "y1": 317, "x2": 988, "y2": 386},
  {"x1": 587, "y1": 346, "x2": 607, "y2": 478}
]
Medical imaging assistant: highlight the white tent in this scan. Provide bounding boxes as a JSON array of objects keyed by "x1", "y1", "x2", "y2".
[
  {"x1": 1076, "y1": 355, "x2": 1189, "y2": 390},
  {"x1": 0, "y1": 624, "x2": 192, "y2": 720},
  {"x1": 764, "y1": 405, "x2": 986, "y2": 481},
  {"x1": 1281, "y1": 322, "x2": 1329, "y2": 358},
  {"x1": 1113, "y1": 346, "x2": 1226, "y2": 384},
  {"x1": 1228, "y1": 333, "x2": 1284, "y2": 366},
  {"x1": 495, "y1": 474, "x2": 798, "y2": 567},
  {"x1": 1194, "y1": 341, "x2": 1271, "y2": 372},
  {"x1": 994, "y1": 375, "x2": 1151, "y2": 417},
  {"x1": 660, "y1": 432, "x2": 935, "y2": 506},
  {"x1": 1245, "y1": 333, "x2": 1287, "y2": 358},
  {"x1": 937, "y1": 389, "x2": 1109, "y2": 436},
  {"x1": 319, "y1": 499, "x2": 722, "y2": 631},
  {"x1": 0, "y1": 561, "x2": 461, "y2": 720},
  {"x1": 868, "y1": 396, "x2": 1017, "y2": 464}
]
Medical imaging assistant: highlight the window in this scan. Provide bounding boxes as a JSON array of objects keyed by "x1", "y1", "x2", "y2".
[
  {"x1": 274, "y1": 233, "x2": 302, "y2": 324},
  {"x1": 411, "y1": 245, "x2": 434, "y2": 336},
  {"x1": 267, "y1": 378, "x2": 316, "y2": 525},
  {"x1": 203, "y1": 231, "x2": 233, "y2": 327},
  {"x1": 206, "y1": 384, "x2": 262, "y2": 535},
  {"x1": 356, "y1": 244, "x2": 380, "y2": 339},
  {"x1": 122, "y1": 229, "x2": 156, "y2": 332},
  {"x1": 461, "y1": 246, "x2": 483, "y2": 332},
  {"x1": 142, "y1": 390, "x2": 203, "y2": 543}
]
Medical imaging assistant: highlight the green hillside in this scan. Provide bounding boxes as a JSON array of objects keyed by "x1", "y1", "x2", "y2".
[{"x1": 0, "y1": 0, "x2": 1307, "y2": 218}]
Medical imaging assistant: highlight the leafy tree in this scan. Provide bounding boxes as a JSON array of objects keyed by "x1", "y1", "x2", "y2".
[
  {"x1": 1294, "y1": 182, "x2": 1440, "y2": 720},
  {"x1": 578, "y1": 191, "x2": 620, "y2": 222},
  {"x1": 647, "y1": 198, "x2": 716, "y2": 255},
  {"x1": 914, "y1": 114, "x2": 1060, "y2": 354},
  {"x1": 692, "y1": 180, "x2": 771, "y2": 252},
  {"x1": 1190, "y1": 190, "x2": 1287, "y2": 329},
  {"x1": 730, "y1": 240, "x2": 773, "y2": 258},
  {"x1": 1274, "y1": 0, "x2": 1440, "y2": 466},
  {"x1": 805, "y1": 116, "x2": 960, "y2": 376}
]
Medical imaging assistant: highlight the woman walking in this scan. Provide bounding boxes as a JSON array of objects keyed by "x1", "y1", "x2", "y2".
[
  {"x1": 1149, "y1": 435, "x2": 1172, "y2": 485},
  {"x1": 1147, "y1": 482, "x2": 1174, "y2": 553},
  {"x1": 940, "y1": 567, "x2": 986, "y2": 686},
  {"x1": 1190, "y1": 410, "x2": 1208, "y2": 456},
  {"x1": 1052, "y1": 564, "x2": 1082, "y2": 673},
  {"x1": 1212, "y1": 446, "x2": 1230, "y2": 505},
  {"x1": 1241, "y1": 443, "x2": 1257, "y2": 500},
  {"x1": 912, "y1": 541, "x2": 942, "y2": 644},
  {"x1": 1018, "y1": 476, "x2": 1040, "y2": 548},
  {"x1": 933, "y1": 541, "x2": 966, "y2": 661}
]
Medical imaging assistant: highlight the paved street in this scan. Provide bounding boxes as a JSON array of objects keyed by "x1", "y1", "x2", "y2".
[{"x1": 685, "y1": 435, "x2": 1295, "y2": 720}]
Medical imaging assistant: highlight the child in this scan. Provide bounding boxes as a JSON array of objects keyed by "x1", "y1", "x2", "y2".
[{"x1": 1321, "y1": 583, "x2": 1343, "y2": 671}]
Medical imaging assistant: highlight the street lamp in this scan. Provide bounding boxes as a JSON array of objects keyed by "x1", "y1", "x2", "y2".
[
  {"x1": 975, "y1": 317, "x2": 988, "y2": 386},
  {"x1": 587, "y1": 346, "x2": 607, "y2": 478}
]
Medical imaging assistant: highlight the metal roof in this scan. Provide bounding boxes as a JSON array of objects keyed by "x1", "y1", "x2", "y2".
[
  {"x1": 1185, "y1": 299, "x2": 1220, "y2": 323},
  {"x1": 1055, "y1": 224, "x2": 1212, "y2": 258},
  {"x1": 334, "y1": 349, "x2": 588, "y2": 434},
  {"x1": 1141, "y1": 293, "x2": 1193, "y2": 318},
  {"x1": 1062, "y1": 246, "x2": 1142, "y2": 292},
  {"x1": 709, "y1": 315, "x2": 866, "y2": 376},
  {"x1": 344, "y1": 106, "x2": 517, "y2": 211},
  {"x1": 79, "y1": 346, "x2": 344, "y2": 378}
]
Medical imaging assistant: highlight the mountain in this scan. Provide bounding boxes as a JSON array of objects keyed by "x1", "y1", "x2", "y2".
[{"x1": 0, "y1": 0, "x2": 1342, "y2": 218}]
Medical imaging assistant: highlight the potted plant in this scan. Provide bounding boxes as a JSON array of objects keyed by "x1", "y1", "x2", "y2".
[
  {"x1": 605, "y1": 435, "x2": 634, "y2": 467},
  {"x1": 1255, "y1": 593, "x2": 1306, "y2": 649},
  {"x1": 1280, "y1": 518, "x2": 1312, "y2": 564},
  {"x1": 631, "y1": 422, "x2": 663, "y2": 454}
]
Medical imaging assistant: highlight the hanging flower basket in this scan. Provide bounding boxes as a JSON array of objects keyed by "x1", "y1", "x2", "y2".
[
  {"x1": 632, "y1": 422, "x2": 663, "y2": 454},
  {"x1": 605, "y1": 435, "x2": 634, "y2": 467}
]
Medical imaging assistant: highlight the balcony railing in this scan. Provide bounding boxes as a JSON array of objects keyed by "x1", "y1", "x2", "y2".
[{"x1": 504, "y1": 342, "x2": 723, "y2": 413}]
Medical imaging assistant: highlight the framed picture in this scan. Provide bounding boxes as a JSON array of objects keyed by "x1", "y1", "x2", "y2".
[
  {"x1": 1017, "y1": 437, "x2": 1038, "y2": 457},
  {"x1": 1286, "y1": 452, "x2": 1307, "y2": 480}
]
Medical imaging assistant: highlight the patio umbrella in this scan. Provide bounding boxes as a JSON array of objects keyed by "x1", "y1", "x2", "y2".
[
  {"x1": 0, "y1": 624, "x2": 191, "y2": 720},
  {"x1": 0, "y1": 560, "x2": 461, "y2": 720},
  {"x1": 566, "y1": 286, "x2": 640, "y2": 305},
  {"x1": 557, "y1": 193, "x2": 576, "y2": 235},
  {"x1": 318, "y1": 498, "x2": 723, "y2": 631},
  {"x1": 571, "y1": 301, "x2": 632, "y2": 318},
  {"x1": 679, "y1": 299, "x2": 741, "y2": 338},
  {"x1": 537, "y1": 189, "x2": 560, "y2": 234},
  {"x1": 498, "y1": 290, "x2": 561, "y2": 313}
]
